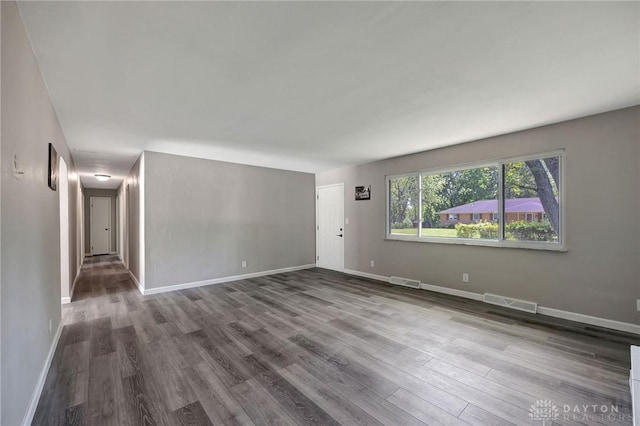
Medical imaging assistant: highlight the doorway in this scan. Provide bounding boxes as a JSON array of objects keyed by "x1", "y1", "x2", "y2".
[
  {"x1": 90, "y1": 197, "x2": 111, "y2": 255},
  {"x1": 59, "y1": 157, "x2": 69, "y2": 301},
  {"x1": 316, "y1": 183, "x2": 344, "y2": 271}
]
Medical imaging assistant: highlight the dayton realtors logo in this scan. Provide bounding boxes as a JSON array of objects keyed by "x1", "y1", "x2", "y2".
[
  {"x1": 529, "y1": 399, "x2": 559, "y2": 425},
  {"x1": 529, "y1": 399, "x2": 631, "y2": 424}
]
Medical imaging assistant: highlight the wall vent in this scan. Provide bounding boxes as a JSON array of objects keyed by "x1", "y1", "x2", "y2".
[
  {"x1": 483, "y1": 293, "x2": 537, "y2": 314},
  {"x1": 389, "y1": 276, "x2": 421, "y2": 289}
]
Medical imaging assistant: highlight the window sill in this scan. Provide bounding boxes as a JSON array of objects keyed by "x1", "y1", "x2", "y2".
[{"x1": 385, "y1": 235, "x2": 567, "y2": 252}]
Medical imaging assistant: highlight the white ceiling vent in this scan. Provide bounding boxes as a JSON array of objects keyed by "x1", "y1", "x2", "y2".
[
  {"x1": 483, "y1": 293, "x2": 537, "y2": 314},
  {"x1": 389, "y1": 276, "x2": 421, "y2": 289}
]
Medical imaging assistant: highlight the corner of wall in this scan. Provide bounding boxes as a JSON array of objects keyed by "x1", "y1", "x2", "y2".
[
  {"x1": 0, "y1": 3, "x2": 3, "y2": 422},
  {"x1": 139, "y1": 152, "x2": 145, "y2": 291}
]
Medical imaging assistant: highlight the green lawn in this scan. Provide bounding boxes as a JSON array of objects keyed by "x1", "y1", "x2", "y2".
[{"x1": 391, "y1": 228, "x2": 457, "y2": 237}]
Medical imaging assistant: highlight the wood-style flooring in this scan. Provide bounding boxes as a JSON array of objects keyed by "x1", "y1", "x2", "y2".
[{"x1": 33, "y1": 255, "x2": 637, "y2": 425}]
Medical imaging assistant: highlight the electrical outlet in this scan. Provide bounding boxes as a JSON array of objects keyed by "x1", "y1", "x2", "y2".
[
  {"x1": 241, "y1": 260, "x2": 247, "y2": 268},
  {"x1": 345, "y1": 218, "x2": 349, "y2": 224},
  {"x1": 370, "y1": 260, "x2": 375, "y2": 268},
  {"x1": 49, "y1": 318, "x2": 52, "y2": 336},
  {"x1": 462, "y1": 273, "x2": 469, "y2": 283},
  {"x1": 636, "y1": 299, "x2": 640, "y2": 311}
]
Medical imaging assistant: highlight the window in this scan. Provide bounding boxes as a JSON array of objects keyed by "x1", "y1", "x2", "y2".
[
  {"x1": 504, "y1": 155, "x2": 560, "y2": 242},
  {"x1": 420, "y1": 166, "x2": 498, "y2": 239},
  {"x1": 388, "y1": 174, "x2": 419, "y2": 236},
  {"x1": 386, "y1": 151, "x2": 564, "y2": 250}
]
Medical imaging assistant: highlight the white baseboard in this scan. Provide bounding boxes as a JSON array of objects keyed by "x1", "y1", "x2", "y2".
[
  {"x1": 343, "y1": 268, "x2": 640, "y2": 335},
  {"x1": 537, "y1": 306, "x2": 640, "y2": 335},
  {"x1": 420, "y1": 282, "x2": 484, "y2": 301},
  {"x1": 343, "y1": 269, "x2": 387, "y2": 282},
  {"x1": 22, "y1": 321, "x2": 64, "y2": 426},
  {"x1": 128, "y1": 270, "x2": 144, "y2": 294},
  {"x1": 143, "y1": 264, "x2": 316, "y2": 296},
  {"x1": 61, "y1": 296, "x2": 71, "y2": 304}
]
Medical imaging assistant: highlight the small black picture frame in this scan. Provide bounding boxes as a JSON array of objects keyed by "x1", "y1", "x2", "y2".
[
  {"x1": 48, "y1": 143, "x2": 58, "y2": 191},
  {"x1": 355, "y1": 185, "x2": 371, "y2": 201}
]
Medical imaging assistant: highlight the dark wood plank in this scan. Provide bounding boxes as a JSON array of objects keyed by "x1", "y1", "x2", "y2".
[
  {"x1": 173, "y1": 401, "x2": 213, "y2": 426},
  {"x1": 64, "y1": 403, "x2": 87, "y2": 426},
  {"x1": 89, "y1": 317, "x2": 115, "y2": 358},
  {"x1": 121, "y1": 374, "x2": 157, "y2": 426}
]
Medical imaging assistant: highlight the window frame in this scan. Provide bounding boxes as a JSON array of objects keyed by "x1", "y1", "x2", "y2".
[{"x1": 385, "y1": 150, "x2": 566, "y2": 251}]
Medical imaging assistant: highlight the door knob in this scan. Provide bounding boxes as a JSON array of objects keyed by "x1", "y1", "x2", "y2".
[
  {"x1": 336, "y1": 234, "x2": 343, "y2": 237},
  {"x1": 105, "y1": 228, "x2": 109, "y2": 231}
]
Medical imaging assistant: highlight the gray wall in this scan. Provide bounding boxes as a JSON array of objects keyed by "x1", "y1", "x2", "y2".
[
  {"x1": 144, "y1": 151, "x2": 316, "y2": 289},
  {"x1": 84, "y1": 188, "x2": 117, "y2": 254},
  {"x1": 317, "y1": 106, "x2": 640, "y2": 324},
  {"x1": 127, "y1": 154, "x2": 143, "y2": 287},
  {"x1": 1, "y1": 2, "x2": 82, "y2": 424}
]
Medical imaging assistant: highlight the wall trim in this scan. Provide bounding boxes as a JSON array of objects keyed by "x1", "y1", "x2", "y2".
[
  {"x1": 536, "y1": 306, "x2": 640, "y2": 335},
  {"x1": 143, "y1": 264, "x2": 316, "y2": 296},
  {"x1": 128, "y1": 270, "x2": 144, "y2": 295},
  {"x1": 343, "y1": 268, "x2": 640, "y2": 335},
  {"x1": 420, "y1": 282, "x2": 484, "y2": 301},
  {"x1": 21, "y1": 321, "x2": 64, "y2": 426},
  {"x1": 343, "y1": 269, "x2": 387, "y2": 282}
]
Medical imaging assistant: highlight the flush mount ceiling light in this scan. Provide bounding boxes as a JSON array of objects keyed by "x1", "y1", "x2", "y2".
[{"x1": 94, "y1": 174, "x2": 111, "y2": 181}]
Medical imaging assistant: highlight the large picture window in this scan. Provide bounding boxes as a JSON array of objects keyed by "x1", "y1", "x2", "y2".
[{"x1": 386, "y1": 151, "x2": 564, "y2": 250}]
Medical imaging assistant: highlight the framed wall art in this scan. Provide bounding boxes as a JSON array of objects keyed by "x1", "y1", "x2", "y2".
[
  {"x1": 355, "y1": 185, "x2": 371, "y2": 201},
  {"x1": 48, "y1": 143, "x2": 58, "y2": 191}
]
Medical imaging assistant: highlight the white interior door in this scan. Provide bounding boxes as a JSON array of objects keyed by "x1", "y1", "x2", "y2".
[
  {"x1": 317, "y1": 184, "x2": 344, "y2": 271},
  {"x1": 90, "y1": 197, "x2": 111, "y2": 255}
]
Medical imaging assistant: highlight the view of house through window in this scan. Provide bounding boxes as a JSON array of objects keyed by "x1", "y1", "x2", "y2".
[
  {"x1": 421, "y1": 166, "x2": 498, "y2": 238},
  {"x1": 388, "y1": 153, "x2": 562, "y2": 247}
]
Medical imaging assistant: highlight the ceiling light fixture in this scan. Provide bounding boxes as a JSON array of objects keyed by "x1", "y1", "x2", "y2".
[{"x1": 94, "y1": 174, "x2": 111, "y2": 182}]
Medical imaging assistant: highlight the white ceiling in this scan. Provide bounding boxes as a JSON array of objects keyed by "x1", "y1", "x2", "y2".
[{"x1": 17, "y1": 1, "x2": 640, "y2": 189}]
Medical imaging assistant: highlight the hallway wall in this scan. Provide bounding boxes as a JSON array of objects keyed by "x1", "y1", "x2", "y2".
[
  {"x1": 83, "y1": 188, "x2": 117, "y2": 255},
  {"x1": 126, "y1": 154, "x2": 144, "y2": 290},
  {"x1": 1, "y1": 1, "x2": 83, "y2": 424}
]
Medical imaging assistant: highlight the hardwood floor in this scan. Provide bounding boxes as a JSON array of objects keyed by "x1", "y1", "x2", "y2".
[{"x1": 34, "y1": 255, "x2": 637, "y2": 425}]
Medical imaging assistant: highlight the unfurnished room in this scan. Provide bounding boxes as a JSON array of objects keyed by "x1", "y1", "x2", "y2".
[{"x1": 1, "y1": 1, "x2": 640, "y2": 425}]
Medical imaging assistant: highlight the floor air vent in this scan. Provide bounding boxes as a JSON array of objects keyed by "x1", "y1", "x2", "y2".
[
  {"x1": 483, "y1": 293, "x2": 537, "y2": 314},
  {"x1": 389, "y1": 276, "x2": 421, "y2": 289}
]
